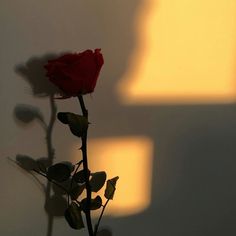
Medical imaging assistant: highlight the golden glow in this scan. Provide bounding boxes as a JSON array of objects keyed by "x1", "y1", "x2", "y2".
[
  {"x1": 73, "y1": 136, "x2": 153, "y2": 216},
  {"x1": 118, "y1": 0, "x2": 236, "y2": 104}
]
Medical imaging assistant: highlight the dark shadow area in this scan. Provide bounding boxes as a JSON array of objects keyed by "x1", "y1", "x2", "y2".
[
  {"x1": 14, "y1": 55, "x2": 62, "y2": 236},
  {"x1": 97, "y1": 228, "x2": 112, "y2": 236}
]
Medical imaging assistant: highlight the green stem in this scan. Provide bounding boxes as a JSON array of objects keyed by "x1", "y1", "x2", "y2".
[
  {"x1": 78, "y1": 95, "x2": 94, "y2": 236},
  {"x1": 78, "y1": 95, "x2": 88, "y2": 117},
  {"x1": 94, "y1": 199, "x2": 110, "y2": 235}
]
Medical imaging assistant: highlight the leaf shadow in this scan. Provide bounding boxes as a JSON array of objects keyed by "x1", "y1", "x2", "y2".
[{"x1": 97, "y1": 227, "x2": 113, "y2": 236}]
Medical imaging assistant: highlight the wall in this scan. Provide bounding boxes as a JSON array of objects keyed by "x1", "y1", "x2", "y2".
[{"x1": 1, "y1": 0, "x2": 236, "y2": 235}]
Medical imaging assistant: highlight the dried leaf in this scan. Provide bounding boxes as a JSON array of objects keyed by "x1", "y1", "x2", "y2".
[{"x1": 104, "y1": 176, "x2": 119, "y2": 200}]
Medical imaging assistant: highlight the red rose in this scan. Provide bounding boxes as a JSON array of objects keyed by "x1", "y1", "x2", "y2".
[{"x1": 44, "y1": 49, "x2": 104, "y2": 97}]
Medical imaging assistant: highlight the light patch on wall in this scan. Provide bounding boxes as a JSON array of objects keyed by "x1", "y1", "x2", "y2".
[
  {"x1": 73, "y1": 136, "x2": 153, "y2": 217},
  {"x1": 117, "y1": 0, "x2": 236, "y2": 104}
]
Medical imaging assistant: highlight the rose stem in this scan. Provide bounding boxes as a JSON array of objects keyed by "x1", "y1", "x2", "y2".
[
  {"x1": 78, "y1": 95, "x2": 94, "y2": 236},
  {"x1": 94, "y1": 184, "x2": 116, "y2": 235},
  {"x1": 94, "y1": 198, "x2": 110, "y2": 235}
]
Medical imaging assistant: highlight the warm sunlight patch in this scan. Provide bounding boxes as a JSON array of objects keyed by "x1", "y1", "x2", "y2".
[
  {"x1": 117, "y1": 0, "x2": 236, "y2": 104},
  {"x1": 73, "y1": 136, "x2": 153, "y2": 217}
]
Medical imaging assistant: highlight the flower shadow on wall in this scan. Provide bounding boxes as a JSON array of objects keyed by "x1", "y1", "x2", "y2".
[
  {"x1": 15, "y1": 54, "x2": 62, "y2": 97},
  {"x1": 13, "y1": 55, "x2": 113, "y2": 236},
  {"x1": 14, "y1": 54, "x2": 65, "y2": 236}
]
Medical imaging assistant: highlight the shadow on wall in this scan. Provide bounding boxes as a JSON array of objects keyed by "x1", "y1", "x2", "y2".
[
  {"x1": 15, "y1": 54, "x2": 62, "y2": 97},
  {"x1": 14, "y1": 55, "x2": 61, "y2": 236},
  {"x1": 11, "y1": 0, "x2": 144, "y2": 235},
  {"x1": 11, "y1": 1, "x2": 236, "y2": 236}
]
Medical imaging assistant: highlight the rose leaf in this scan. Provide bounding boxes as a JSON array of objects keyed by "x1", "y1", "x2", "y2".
[
  {"x1": 47, "y1": 162, "x2": 72, "y2": 182},
  {"x1": 81, "y1": 196, "x2": 103, "y2": 211},
  {"x1": 57, "y1": 112, "x2": 69, "y2": 124},
  {"x1": 90, "y1": 171, "x2": 107, "y2": 192},
  {"x1": 70, "y1": 184, "x2": 85, "y2": 200},
  {"x1": 64, "y1": 202, "x2": 84, "y2": 230},
  {"x1": 67, "y1": 113, "x2": 88, "y2": 137},
  {"x1": 73, "y1": 170, "x2": 88, "y2": 184}
]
